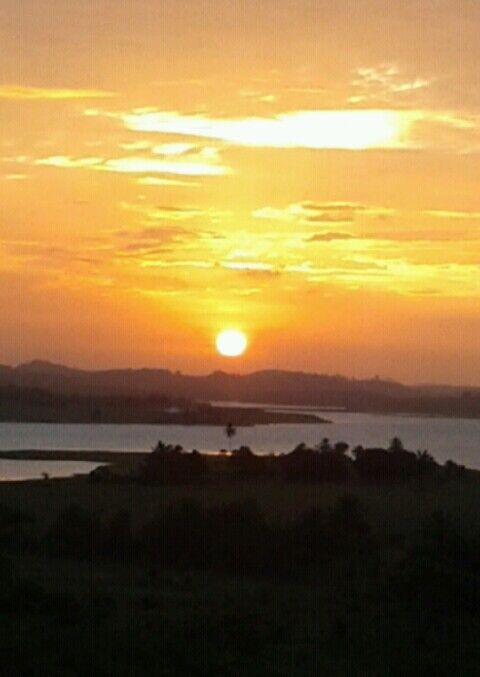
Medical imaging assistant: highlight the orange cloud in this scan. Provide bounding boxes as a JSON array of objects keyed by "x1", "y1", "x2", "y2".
[{"x1": 0, "y1": 85, "x2": 116, "y2": 100}]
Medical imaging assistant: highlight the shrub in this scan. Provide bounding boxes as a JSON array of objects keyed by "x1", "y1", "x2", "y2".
[{"x1": 140, "y1": 445, "x2": 207, "y2": 484}]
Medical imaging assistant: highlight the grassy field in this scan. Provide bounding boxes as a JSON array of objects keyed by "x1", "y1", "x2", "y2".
[
  {"x1": 0, "y1": 472, "x2": 479, "y2": 534},
  {"x1": 1, "y1": 474, "x2": 480, "y2": 675}
]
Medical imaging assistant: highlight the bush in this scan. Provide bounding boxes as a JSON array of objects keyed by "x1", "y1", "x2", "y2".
[
  {"x1": 229, "y1": 446, "x2": 269, "y2": 479},
  {"x1": 281, "y1": 445, "x2": 350, "y2": 483},
  {"x1": 140, "y1": 445, "x2": 207, "y2": 484}
]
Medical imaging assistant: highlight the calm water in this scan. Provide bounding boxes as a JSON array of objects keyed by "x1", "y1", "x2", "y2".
[
  {"x1": 0, "y1": 459, "x2": 104, "y2": 482},
  {"x1": 0, "y1": 410, "x2": 480, "y2": 479}
]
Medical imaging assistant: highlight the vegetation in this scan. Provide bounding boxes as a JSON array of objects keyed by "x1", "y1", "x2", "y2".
[
  {"x1": 0, "y1": 437, "x2": 476, "y2": 674},
  {"x1": 0, "y1": 386, "x2": 323, "y2": 424},
  {"x1": 5, "y1": 360, "x2": 480, "y2": 419},
  {"x1": 89, "y1": 436, "x2": 465, "y2": 486},
  {"x1": 0, "y1": 471, "x2": 479, "y2": 674}
]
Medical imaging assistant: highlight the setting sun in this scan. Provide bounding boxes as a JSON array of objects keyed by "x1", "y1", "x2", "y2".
[{"x1": 216, "y1": 329, "x2": 248, "y2": 357}]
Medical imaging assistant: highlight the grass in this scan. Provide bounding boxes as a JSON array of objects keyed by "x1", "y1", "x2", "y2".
[
  {"x1": 0, "y1": 473, "x2": 479, "y2": 534},
  {"x1": 3, "y1": 550, "x2": 480, "y2": 676}
]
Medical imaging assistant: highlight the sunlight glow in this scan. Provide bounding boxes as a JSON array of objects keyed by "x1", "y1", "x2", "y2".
[
  {"x1": 216, "y1": 329, "x2": 248, "y2": 357},
  {"x1": 121, "y1": 109, "x2": 404, "y2": 150}
]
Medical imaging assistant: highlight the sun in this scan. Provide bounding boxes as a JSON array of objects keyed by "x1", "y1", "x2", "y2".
[{"x1": 216, "y1": 329, "x2": 248, "y2": 357}]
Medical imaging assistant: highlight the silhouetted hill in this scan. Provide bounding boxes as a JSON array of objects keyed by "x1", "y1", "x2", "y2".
[
  {"x1": 0, "y1": 385, "x2": 323, "y2": 425},
  {"x1": 2, "y1": 361, "x2": 480, "y2": 418}
]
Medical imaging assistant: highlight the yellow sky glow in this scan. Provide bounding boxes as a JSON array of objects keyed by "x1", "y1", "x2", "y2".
[{"x1": 2, "y1": 0, "x2": 480, "y2": 383}]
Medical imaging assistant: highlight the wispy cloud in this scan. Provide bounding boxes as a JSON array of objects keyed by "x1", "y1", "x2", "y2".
[
  {"x1": 0, "y1": 85, "x2": 116, "y2": 100},
  {"x1": 35, "y1": 156, "x2": 103, "y2": 168},
  {"x1": 33, "y1": 154, "x2": 231, "y2": 177},
  {"x1": 89, "y1": 106, "x2": 480, "y2": 153},
  {"x1": 253, "y1": 202, "x2": 394, "y2": 224},
  {"x1": 221, "y1": 261, "x2": 275, "y2": 272},
  {"x1": 101, "y1": 157, "x2": 230, "y2": 176},
  {"x1": 349, "y1": 65, "x2": 431, "y2": 104},
  {"x1": 136, "y1": 177, "x2": 200, "y2": 187},
  {"x1": 423, "y1": 209, "x2": 480, "y2": 220},
  {"x1": 120, "y1": 202, "x2": 208, "y2": 222},
  {"x1": 120, "y1": 201, "x2": 229, "y2": 226},
  {"x1": 307, "y1": 232, "x2": 354, "y2": 242},
  {"x1": 2, "y1": 173, "x2": 28, "y2": 181},
  {"x1": 115, "y1": 108, "x2": 404, "y2": 150}
]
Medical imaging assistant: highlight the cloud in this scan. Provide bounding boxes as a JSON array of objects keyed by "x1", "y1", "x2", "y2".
[
  {"x1": 307, "y1": 232, "x2": 354, "y2": 242},
  {"x1": 115, "y1": 108, "x2": 404, "y2": 150},
  {"x1": 121, "y1": 202, "x2": 201, "y2": 221},
  {"x1": 136, "y1": 177, "x2": 200, "y2": 187},
  {"x1": 423, "y1": 210, "x2": 480, "y2": 220},
  {"x1": 140, "y1": 260, "x2": 214, "y2": 269},
  {"x1": 221, "y1": 261, "x2": 275, "y2": 273},
  {"x1": 33, "y1": 154, "x2": 231, "y2": 177},
  {"x1": 35, "y1": 156, "x2": 103, "y2": 168},
  {"x1": 0, "y1": 239, "x2": 103, "y2": 267},
  {"x1": 120, "y1": 201, "x2": 228, "y2": 225},
  {"x1": 253, "y1": 201, "x2": 394, "y2": 224},
  {"x1": 349, "y1": 65, "x2": 431, "y2": 104},
  {"x1": 116, "y1": 226, "x2": 196, "y2": 243},
  {"x1": 2, "y1": 173, "x2": 28, "y2": 181},
  {"x1": 111, "y1": 225, "x2": 205, "y2": 264},
  {"x1": 0, "y1": 85, "x2": 115, "y2": 100},
  {"x1": 152, "y1": 143, "x2": 197, "y2": 156},
  {"x1": 100, "y1": 157, "x2": 231, "y2": 176},
  {"x1": 87, "y1": 106, "x2": 480, "y2": 153}
]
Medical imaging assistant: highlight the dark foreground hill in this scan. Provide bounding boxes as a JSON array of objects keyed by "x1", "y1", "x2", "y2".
[
  {"x1": 2, "y1": 360, "x2": 480, "y2": 417},
  {"x1": 0, "y1": 466, "x2": 480, "y2": 675}
]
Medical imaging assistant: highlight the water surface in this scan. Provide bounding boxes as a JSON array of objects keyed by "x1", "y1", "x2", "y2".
[{"x1": 0, "y1": 410, "x2": 479, "y2": 477}]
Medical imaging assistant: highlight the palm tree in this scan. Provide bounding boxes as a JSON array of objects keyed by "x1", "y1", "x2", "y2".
[
  {"x1": 416, "y1": 449, "x2": 435, "y2": 470},
  {"x1": 225, "y1": 422, "x2": 236, "y2": 452}
]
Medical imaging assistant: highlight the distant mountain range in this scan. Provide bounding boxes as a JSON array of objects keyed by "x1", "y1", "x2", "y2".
[{"x1": 1, "y1": 360, "x2": 480, "y2": 417}]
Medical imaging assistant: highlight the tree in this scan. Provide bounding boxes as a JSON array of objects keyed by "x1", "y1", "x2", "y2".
[
  {"x1": 389, "y1": 437, "x2": 404, "y2": 453},
  {"x1": 317, "y1": 438, "x2": 332, "y2": 454},
  {"x1": 416, "y1": 449, "x2": 437, "y2": 486},
  {"x1": 225, "y1": 422, "x2": 236, "y2": 452}
]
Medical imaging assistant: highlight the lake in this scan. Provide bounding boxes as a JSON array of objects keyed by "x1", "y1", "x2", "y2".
[{"x1": 0, "y1": 408, "x2": 480, "y2": 479}]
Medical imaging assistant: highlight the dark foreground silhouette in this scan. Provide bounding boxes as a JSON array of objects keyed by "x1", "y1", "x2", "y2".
[
  {"x1": 0, "y1": 438, "x2": 478, "y2": 675},
  {"x1": 90, "y1": 436, "x2": 466, "y2": 486}
]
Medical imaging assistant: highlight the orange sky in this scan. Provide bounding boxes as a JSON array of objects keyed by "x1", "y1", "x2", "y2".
[{"x1": 1, "y1": 0, "x2": 480, "y2": 383}]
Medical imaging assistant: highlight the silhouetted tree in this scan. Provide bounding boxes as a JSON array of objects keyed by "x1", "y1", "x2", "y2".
[
  {"x1": 389, "y1": 437, "x2": 404, "y2": 453},
  {"x1": 230, "y1": 446, "x2": 268, "y2": 479},
  {"x1": 140, "y1": 443, "x2": 206, "y2": 484},
  {"x1": 317, "y1": 438, "x2": 333, "y2": 454},
  {"x1": 282, "y1": 443, "x2": 349, "y2": 483},
  {"x1": 225, "y1": 422, "x2": 236, "y2": 451},
  {"x1": 416, "y1": 449, "x2": 437, "y2": 487}
]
